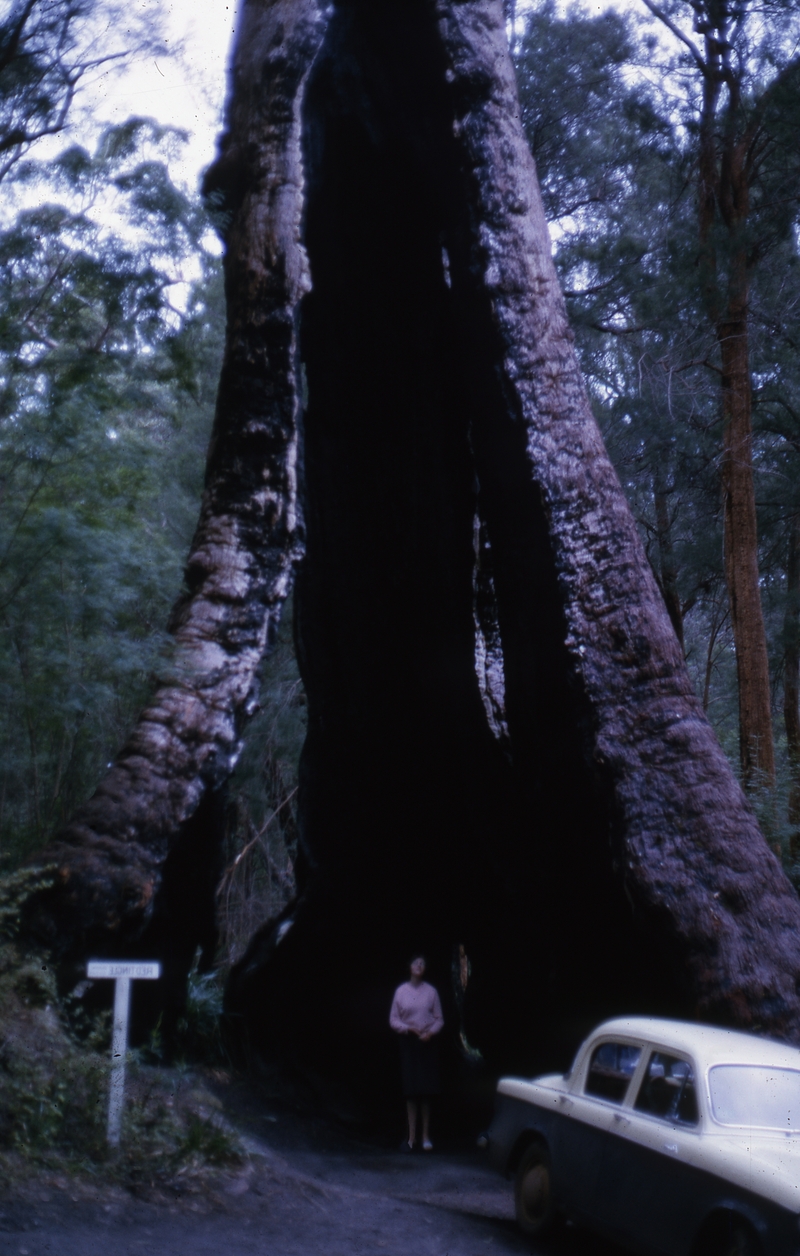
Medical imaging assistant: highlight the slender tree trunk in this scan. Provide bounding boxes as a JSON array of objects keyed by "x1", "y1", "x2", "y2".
[
  {"x1": 13, "y1": 632, "x2": 41, "y2": 835},
  {"x1": 654, "y1": 478, "x2": 683, "y2": 649},
  {"x1": 719, "y1": 264, "x2": 775, "y2": 786},
  {"x1": 693, "y1": 34, "x2": 774, "y2": 788},
  {"x1": 702, "y1": 595, "x2": 728, "y2": 714},
  {"x1": 785, "y1": 513, "x2": 800, "y2": 854}
]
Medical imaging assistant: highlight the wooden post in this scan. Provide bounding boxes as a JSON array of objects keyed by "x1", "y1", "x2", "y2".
[{"x1": 86, "y1": 960, "x2": 161, "y2": 1147}]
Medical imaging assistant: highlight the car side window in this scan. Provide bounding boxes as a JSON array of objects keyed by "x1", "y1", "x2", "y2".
[
  {"x1": 635, "y1": 1052, "x2": 699, "y2": 1126},
  {"x1": 585, "y1": 1042, "x2": 642, "y2": 1103}
]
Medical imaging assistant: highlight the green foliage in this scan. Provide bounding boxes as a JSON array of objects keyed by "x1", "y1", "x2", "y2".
[
  {"x1": 172, "y1": 965, "x2": 228, "y2": 1065},
  {"x1": 0, "y1": 120, "x2": 222, "y2": 862},
  {"x1": 0, "y1": 861, "x2": 55, "y2": 938},
  {"x1": 747, "y1": 753, "x2": 800, "y2": 862},
  {"x1": 0, "y1": 935, "x2": 241, "y2": 1178},
  {"x1": 514, "y1": 2, "x2": 800, "y2": 822},
  {"x1": 0, "y1": 0, "x2": 164, "y2": 185},
  {"x1": 176, "y1": 1113, "x2": 239, "y2": 1166},
  {"x1": 0, "y1": 941, "x2": 108, "y2": 1157},
  {"x1": 117, "y1": 1069, "x2": 242, "y2": 1183}
]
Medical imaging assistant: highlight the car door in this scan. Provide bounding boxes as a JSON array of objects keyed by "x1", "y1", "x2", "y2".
[
  {"x1": 593, "y1": 1048, "x2": 704, "y2": 1256},
  {"x1": 553, "y1": 1038, "x2": 643, "y2": 1223}
]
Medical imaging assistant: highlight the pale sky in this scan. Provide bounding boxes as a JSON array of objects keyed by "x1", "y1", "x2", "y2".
[
  {"x1": 68, "y1": 0, "x2": 648, "y2": 199},
  {"x1": 76, "y1": 0, "x2": 647, "y2": 195},
  {"x1": 79, "y1": 0, "x2": 239, "y2": 194}
]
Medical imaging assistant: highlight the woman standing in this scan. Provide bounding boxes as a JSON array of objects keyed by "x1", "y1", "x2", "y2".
[{"x1": 389, "y1": 955, "x2": 444, "y2": 1151}]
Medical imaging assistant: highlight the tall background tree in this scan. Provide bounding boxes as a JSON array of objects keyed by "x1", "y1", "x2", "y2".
[
  {"x1": 514, "y1": 0, "x2": 800, "y2": 809},
  {"x1": 644, "y1": 0, "x2": 800, "y2": 786}
]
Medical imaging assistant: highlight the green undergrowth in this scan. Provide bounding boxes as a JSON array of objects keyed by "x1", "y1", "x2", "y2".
[
  {"x1": 175, "y1": 966, "x2": 229, "y2": 1066},
  {"x1": 0, "y1": 868, "x2": 242, "y2": 1192},
  {"x1": 0, "y1": 939, "x2": 242, "y2": 1189}
]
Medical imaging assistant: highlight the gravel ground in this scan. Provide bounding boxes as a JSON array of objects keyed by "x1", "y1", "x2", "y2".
[{"x1": 0, "y1": 1081, "x2": 622, "y2": 1256}]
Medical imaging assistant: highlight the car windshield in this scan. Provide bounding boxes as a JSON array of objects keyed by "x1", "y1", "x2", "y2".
[{"x1": 709, "y1": 1065, "x2": 800, "y2": 1130}]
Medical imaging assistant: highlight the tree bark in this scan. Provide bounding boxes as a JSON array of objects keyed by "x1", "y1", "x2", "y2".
[
  {"x1": 26, "y1": 0, "x2": 324, "y2": 1000},
  {"x1": 719, "y1": 263, "x2": 775, "y2": 786},
  {"x1": 226, "y1": 0, "x2": 800, "y2": 1103},
  {"x1": 26, "y1": 0, "x2": 800, "y2": 1088},
  {"x1": 785, "y1": 513, "x2": 800, "y2": 854},
  {"x1": 691, "y1": 11, "x2": 775, "y2": 788}
]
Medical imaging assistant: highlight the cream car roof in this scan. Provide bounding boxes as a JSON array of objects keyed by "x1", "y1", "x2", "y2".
[{"x1": 591, "y1": 1016, "x2": 800, "y2": 1071}]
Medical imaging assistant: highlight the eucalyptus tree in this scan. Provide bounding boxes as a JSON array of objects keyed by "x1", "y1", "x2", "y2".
[
  {"x1": 25, "y1": 0, "x2": 800, "y2": 1103},
  {"x1": 513, "y1": 3, "x2": 708, "y2": 654},
  {"x1": 631, "y1": 0, "x2": 800, "y2": 787},
  {"x1": 515, "y1": 1, "x2": 800, "y2": 798},
  {"x1": 514, "y1": 5, "x2": 727, "y2": 697}
]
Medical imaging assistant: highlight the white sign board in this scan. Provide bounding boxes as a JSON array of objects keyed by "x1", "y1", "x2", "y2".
[
  {"x1": 87, "y1": 960, "x2": 160, "y2": 980},
  {"x1": 86, "y1": 958, "x2": 161, "y2": 1146}
]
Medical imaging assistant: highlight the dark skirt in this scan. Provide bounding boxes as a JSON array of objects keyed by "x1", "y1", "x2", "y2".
[{"x1": 399, "y1": 1034, "x2": 440, "y2": 1098}]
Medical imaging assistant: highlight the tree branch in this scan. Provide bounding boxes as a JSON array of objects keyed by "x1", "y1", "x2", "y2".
[
  {"x1": 738, "y1": 52, "x2": 800, "y2": 167},
  {"x1": 639, "y1": 0, "x2": 707, "y2": 75},
  {"x1": 590, "y1": 321, "x2": 645, "y2": 336},
  {"x1": 0, "y1": 0, "x2": 37, "y2": 76}
]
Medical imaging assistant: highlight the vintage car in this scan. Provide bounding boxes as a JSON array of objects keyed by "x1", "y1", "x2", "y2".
[{"x1": 487, "y1": 1017, "x2": 800, "y2": 1256}]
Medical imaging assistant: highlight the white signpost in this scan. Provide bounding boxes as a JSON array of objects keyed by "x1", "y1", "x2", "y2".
[{"x1": 86, "y1": 960, "x2": 161, "y2": 1146}]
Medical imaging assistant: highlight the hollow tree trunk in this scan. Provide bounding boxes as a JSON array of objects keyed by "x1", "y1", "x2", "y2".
[
  {"x1": 226, "y1": 0, "x2": 800, "y2": 1105},
  {"x1": 27, "y1": 0, "x2": 800, "y2": 1091},
  {"x1": 719, "y1": 276, "x2": 775, "y2": 787}
]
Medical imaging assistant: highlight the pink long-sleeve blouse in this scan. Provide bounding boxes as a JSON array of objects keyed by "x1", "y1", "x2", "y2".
[{"x1": 389, "y1": 981, "x2": 444, "y2": 1036}]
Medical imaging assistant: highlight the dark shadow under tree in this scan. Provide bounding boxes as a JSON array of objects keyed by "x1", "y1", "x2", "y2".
[{"x1": 26, "y1": 0, "x2": 800, "y2": 1106}]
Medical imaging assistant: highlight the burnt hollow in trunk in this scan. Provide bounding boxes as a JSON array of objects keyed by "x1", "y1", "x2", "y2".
[
  {"x1": 32, "y1": 0, "x2": 800, "y2": 1118},
  {"x1": 228, "y1": 0, "x2": 688, "y2": 1113}
]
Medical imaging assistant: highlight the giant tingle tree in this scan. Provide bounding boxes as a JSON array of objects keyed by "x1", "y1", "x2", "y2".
[{"x1": 25, "y1": 0, "x2": 800, "y2": 1103}]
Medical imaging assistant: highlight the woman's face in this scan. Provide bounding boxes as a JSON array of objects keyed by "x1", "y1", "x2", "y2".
[{"x1": 410, "y1": 957, "x2": 426, "y2": 980}]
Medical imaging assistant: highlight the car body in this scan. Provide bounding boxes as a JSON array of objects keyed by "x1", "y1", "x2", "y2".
[{"x1": 487, "y1": 1017, "x2": 800, "y2": 1255}]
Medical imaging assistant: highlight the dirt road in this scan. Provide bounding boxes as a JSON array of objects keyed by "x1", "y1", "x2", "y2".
[{"x1": 0, "y1": 1091, "x2": 621, "y2": 1256}]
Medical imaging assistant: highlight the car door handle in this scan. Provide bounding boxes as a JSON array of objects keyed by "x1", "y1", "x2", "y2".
[
  {"x1": 558, "y1": 1096, "x2": 573, "y2": 1111},
  {"x1": 612, "y1": 1113, "x2": 630, "y2": 1131}
]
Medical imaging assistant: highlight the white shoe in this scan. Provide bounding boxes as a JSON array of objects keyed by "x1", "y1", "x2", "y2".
[{"x1": 422, "y1": 1140, "x2": 433, "y2": 1151}]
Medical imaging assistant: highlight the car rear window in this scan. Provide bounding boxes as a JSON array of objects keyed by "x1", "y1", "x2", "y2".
[
  {"x1": 634, "y1": 1052, "x2": 699, "y2": 1125},
  {"x1": 585, "y1": 1042, "x2": 641, "y2": 1103},
  {"x1": 709, "y1": 1065, "x2": 800, "y2": 1129}
]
